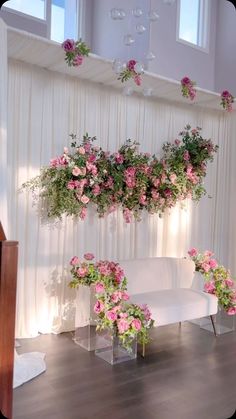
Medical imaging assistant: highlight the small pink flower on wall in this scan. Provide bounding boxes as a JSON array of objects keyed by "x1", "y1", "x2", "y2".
[
  {"x1": 62, "y1": 38, "x2": 90, "y2": 68},
  {"x1": 118, "y1": 59, "x2": 144, "y2": 86},
  {"x1": 180, "y1": 76, "x2": 196, "y2": 101},
  {"x1": 220, "y1": 90, "x2": 234, "y2": 112}
]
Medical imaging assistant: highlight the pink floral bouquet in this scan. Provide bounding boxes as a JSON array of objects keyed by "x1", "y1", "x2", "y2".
[
  {"x1": 118, "y1": 59, "x2": 143, "y2": 86},
  {"x1": 220, "y1": 90, "x2": 234, "y2": 112},
  {"x1": 188, "y1": 248, "x2": 236, "y2": 315},
  {"x1": 69, "y1": 253, "x2": 154, "y2": 350},
  {"x1": 22, "y1": 126, "x2": 218, "y2": 223},
  {"x1": 181, "y1": 76, "x2": 196, "y2": 100},
  {"x1": 62, "y1": 38, "x2": 90, "y2": 67}
]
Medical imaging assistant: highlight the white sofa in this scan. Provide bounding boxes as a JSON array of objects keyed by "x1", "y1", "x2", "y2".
[{"x1": 120, "y1": 257, "x2": 218, "y2": 327}]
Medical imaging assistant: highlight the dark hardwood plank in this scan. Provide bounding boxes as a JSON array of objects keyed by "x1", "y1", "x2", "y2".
[{"x1": 13, "y1": 324, "x2": 236, "y2": 419}]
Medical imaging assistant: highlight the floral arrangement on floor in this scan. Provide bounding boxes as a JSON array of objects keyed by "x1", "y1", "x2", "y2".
[
  {"x1": 220, "y1": 90, "x2": 234, "y2": 112},
  {"x1": 69, "y1": 253, "x2": 154, "y2": 349},
  {"x1": 118, "y1": 59, "x2": 143, "y2": 86},
  {"x1": 62, "y1": 38, "x2": 90, "y2": 67},
  {"x1": 181, "y1": 76, "x2": 197, "y2": 100},
  {"x1": 188, "y1": 248, "x2": 236, "y2": 315},
  {"x1": 22, "y1": 126, "x2": 218, "y2": 223}
]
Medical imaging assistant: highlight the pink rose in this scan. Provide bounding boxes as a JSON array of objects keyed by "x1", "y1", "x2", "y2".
[
  {"x1": 221, "y1": 90, "x2": 230, "y2": 98},
  {"x1": 122, "y1": 291, "x2": 130, "y2": 301},
  {"x1": 106, "y1": 310, "x2": 117, "y2": 322},
  {"x1": 175, "y1": 139, "x2": 181, "y2": 146},
  {"x1": 117, "y1": 319, "x2": 130, "y2": 334},
  {"x1": 204, "y1": 281, "x2": 215, "y2": 294},
  {"x1": 188, "y1": 248, "x2": 198, "y2": 257},
  {"x1": 79, "y1": 207, "x2": 87, "y2": 220},
  {"x1": 127, "y1": 59, "x2": 136, "y2": 71},
  {"x1": 70, "y1": 256, "x2": 79, "y2": 266},
  {"x1": 81, "y1": 195, "x2": 90, "y2": 204},
  {"x1": 204, "y1": 250, "x2": 214, "y2": 257},
  {"x1": 84, "y1": 143, "x2": 91, "y2": 153},
  {"x1": 115, "y1": 153, "x2": 124, "y2": 164},
  {"x1": 153, "y1": 178, "x2": 160, "y2": 188},
  {"x1": 139, "y1": 194, "x2": 147, "y2": 205},
  {"x1": 202, "y1": 262, "x2": 211, "y2": 272},
  {"x1": 132, "y1": 318, "x2": 142, "y2": 331},
  {"x1": 183, "y1": 150, "x2": 190, "y2": 161},
  {"x1": 92, "y1": 184, "x2": 101, "y2": 196},
  {"x1": 77, "y1": 267, "x2": 88, "y2": 277},
  {"x1": 94, "y1": 300, "x2": 105, "y2": 314},
  {"x1": 181, "y1": 76, "x2": 191, "y2": 86},
  {"x1": 64, "y1": 147, "x2": 68, "y2": 154},
  {"x1": 225, "y1": 278, "x2": 234, "y2": 287},
  {"x1": 67, "y1": 180, "x2": 77, "y2": 190},
  {"x1": 95, "y1": 282, "x2": 105, "y2": 294},
  {"x1": 134, "y1": 75, "x2": 141, "y2": 86},
  {"x1": 84, "y1": 253, "x2": 94, "y2": 261},
  {"x1": 170, "y1": 173, "x2": 177, "y2": 184},
  {"x1": 73, "y1": 54, "x2": 83, "y2": 66},
  {"x1": 227, "y1": 306, "x2": 236, "y2": 315},
  {"x1": 78, "y1": 146, "x2": 85, "y2": 155},
  {"x1": 62, "y1": 39, "x2": 75, "y2": 52},
  {"x1": 209, "y1": 259, "x2": 218, "y2": 269},
  {"x1": 72, "y1": 166, "x2": 81, "y2": 176},
  {"x1": 119, "y1": 312, "x2": 128, "y2": 318}
]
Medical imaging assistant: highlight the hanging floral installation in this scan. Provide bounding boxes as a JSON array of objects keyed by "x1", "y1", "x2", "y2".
[
  {"x1": 188, "y1": 248, "x2": 236, "y2": 315},
  {"x1": 180, "y1": 76, "x2": 197, "y2": 100},
  {"x1": 69, "y1": 253, "x2": 154, "y2": 350},
  {"x1": 22, "y1": 125, "x2": 218, "y2": 223},
  {"x1": 220, "y1": 90, "x2": 235, "y2": 112},
  {"x1": 62, "y1": 38, "x2": 90, "y2": 67},
  {"x1": 118, "y1": 59, "x2": 144, "y2": 86}
]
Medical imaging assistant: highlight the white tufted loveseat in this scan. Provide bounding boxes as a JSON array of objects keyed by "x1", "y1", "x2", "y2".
[{"x1": 120, "y1": 257, "x2": 218, "y2": 329}]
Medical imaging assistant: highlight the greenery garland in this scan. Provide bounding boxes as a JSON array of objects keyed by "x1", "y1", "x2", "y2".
[{"x1": 22, "y1": 125, "x2": 218, "y2": 223}]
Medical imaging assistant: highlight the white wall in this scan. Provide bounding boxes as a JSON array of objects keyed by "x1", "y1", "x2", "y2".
[
  {"x1": 91, "y1": 0, "x2": 218, "y2": 91},
  {"x1": 215, "y1": 1, "x2": 236, "y2": 95}
]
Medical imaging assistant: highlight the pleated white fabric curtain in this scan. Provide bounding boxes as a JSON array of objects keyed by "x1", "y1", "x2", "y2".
[{"x1": 6, "y1": 58, "x2": 235, "y2": 338}]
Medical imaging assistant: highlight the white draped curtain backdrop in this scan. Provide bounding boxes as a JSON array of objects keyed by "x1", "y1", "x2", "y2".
[{"x1": 1, "y1": 28, "x2": 235, "y2": 337}]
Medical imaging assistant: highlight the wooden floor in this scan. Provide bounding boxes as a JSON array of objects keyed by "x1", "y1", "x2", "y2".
[{"x1": 13, "y1": 323, "x2": 236, "y2": 419}]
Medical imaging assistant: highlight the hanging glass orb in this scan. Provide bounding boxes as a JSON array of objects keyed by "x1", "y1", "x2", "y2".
[
  {"x1": 118, "y1": 9, "x2": 126, "y2": 20},
  {"x1": 132, "y1": 8, "x2": 143, "y2": 17},
  {"x1": 123, "y1": 86, "x2": 134, "y2": 96},
  {"x1": 134, "y1": 62, "x2": 144, "y2": 74},
  {"x1": 112, "y1": 59, "x2": 126, "y2": 74},
  {"x1": 143, "y1": 87, "x2": 153, "y2": 97},
  {"x1": 110, "y1": 8, "x2": 121, "y2": 20},
  {"x1": 136, "y1": 24, "x2": 147, "y2": 34},
  {"x1": 124, "y1": 34, "x2": 135, "y2": 46},
  {"x1": 146, "y1": 51, "x2": 156, "y2": 60},
  {"x1": 147, "y1": 10, "x2": 159, "y2": 22}
]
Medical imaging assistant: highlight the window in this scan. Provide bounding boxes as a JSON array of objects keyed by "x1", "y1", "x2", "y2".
[
  {"x1": 177, "y1": 0, "x2": 210, "y2": 49},
  {"x1": 2, "y1": 0, "x2": 80, "y2": 43},
  {"x1": 4, "y1": 0, "x2": 45, "y2": 20}
]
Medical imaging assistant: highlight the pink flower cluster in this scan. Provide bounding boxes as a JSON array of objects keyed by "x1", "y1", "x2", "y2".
[
  {"x1": 220, "y1": 90, "x2": 234, "y2": 112},
  {"x1": 62, "y1": 38, "x2": 90, "y2": 68},
  {"x1": 118, "y1": 59, "x2": 143, "y2": 86},
  {"x1": 188, "y1": 248, "x2": 236, "y2": 315},
  {"x1": 181, "y1": 76, "x2": 196, "y2": 101}
]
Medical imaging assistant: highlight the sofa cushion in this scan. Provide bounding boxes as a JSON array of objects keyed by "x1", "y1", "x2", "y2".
[{"x1": 130, "y1": 288, "x2": 218, "y2": 326}]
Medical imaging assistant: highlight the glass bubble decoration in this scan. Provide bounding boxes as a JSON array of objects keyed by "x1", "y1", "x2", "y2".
[
  {"x1": 124, "y1": 34, "x2": 135, "y2": 46},
  {"x1": 132, "y1": 7, "x2": 143, "y2": 17},
  {"x1": 118, "y1": 9, "x2": 126, "y2": 20},
  {"x1": 146, "y1": 51, "x2": 156, "y2": 60},
  {"x1": 134, "y1": 62, "x2": 144, "y2": 74},
  {"x1": 136, "y1": 24, "x2": 147, "y2": 34},
  {"x1": 112, "y1": 59, "x2": 126, "y2": 74},
  {"x1": 143, "y1": 87, "x2": 153, "y2": 97},
  {"x1": 147, "y1": 10, "x2": 159, "y2": 22},
  {"x1": 123, "y1": 86, "x2": 134, "y2": 96},
  {"x1": 110, "y1": 8, "x2": 121, "y2": 20}
]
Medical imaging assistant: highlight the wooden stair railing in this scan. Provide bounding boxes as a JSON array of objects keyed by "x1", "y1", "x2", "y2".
[{"x1": 0, "y1": 222, "x2": 18, "y2": 419}]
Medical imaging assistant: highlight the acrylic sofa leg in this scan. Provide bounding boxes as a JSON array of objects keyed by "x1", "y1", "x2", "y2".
[
  {"x1": 210, "y1": 315, "x2": 217, "y2": 337},
  {"x1": 141, "y1": 342, "x2": 146, "y2": 358}
]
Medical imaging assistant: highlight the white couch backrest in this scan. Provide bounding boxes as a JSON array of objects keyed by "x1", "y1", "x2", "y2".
[{"x1": 120, "y1": 257, "x2": 195, "y2": 295}]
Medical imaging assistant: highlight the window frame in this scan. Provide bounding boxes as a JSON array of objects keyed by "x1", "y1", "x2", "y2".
[
  {"x1": 1, "y1": 0, "x2": 83, "y2": 42},
  {"x1": 176, "y1": 0, "x2": 211, "y2": 53}
]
